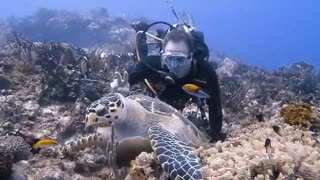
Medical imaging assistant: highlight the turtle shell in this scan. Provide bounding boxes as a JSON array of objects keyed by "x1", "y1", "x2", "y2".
[
  {"x1": 127, "y1": 94, "x2": 178, "y2": 116},
  {"x1": 127, "y1": 94, "x2": 210, "y2": 142}
]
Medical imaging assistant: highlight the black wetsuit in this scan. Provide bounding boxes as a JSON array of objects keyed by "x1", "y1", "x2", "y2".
[{"x1": 128, "y1": 55, "x2": 223, "y2": 141}]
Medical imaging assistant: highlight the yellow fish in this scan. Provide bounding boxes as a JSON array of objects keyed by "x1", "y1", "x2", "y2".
[
  {"x1": 182, "y1": 84, "x2": 210, "y2": 99},
  {"x1": 30, "y1": 138, "x2": 58, "y2": 154}
]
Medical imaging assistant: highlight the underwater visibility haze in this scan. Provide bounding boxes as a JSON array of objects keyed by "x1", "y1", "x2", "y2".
[
  {"x1": 0, "y1": 0, "x2": 320, "y2": 180},
  {"x1": 1, "y1": 0, "x2": 319, "y2": 69}
]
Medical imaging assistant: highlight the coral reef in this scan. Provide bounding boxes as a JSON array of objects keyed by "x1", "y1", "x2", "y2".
[
  {"x1": 280, "y1": 103, "x2": 313, "y2": 126},
  {"x1": 124, "y1": 153, "x2": 163, "y2": 180},
  {"x1": 130, "y1": 113, "x2": 320, "y2": 180},
  {"x1": 216, "y1": 57, "x2": 320, "y2": 124},
  {"x1": 0, "y1": 11, "x2": 320, "y2": 179},
  {"x1": 5, "y1": 8, "x2": 134, "y2": 49},
  {"x1": 2, "y1": 46, "x2": 319, "y2": 179}
]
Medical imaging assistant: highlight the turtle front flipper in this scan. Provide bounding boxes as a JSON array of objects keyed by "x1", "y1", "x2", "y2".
[
  {"x1": 148, "y1": 124, "x2": 203, "y2": 180},
  {"x1": 60, "y1": 133, "x2": 108, "y2": 157}
]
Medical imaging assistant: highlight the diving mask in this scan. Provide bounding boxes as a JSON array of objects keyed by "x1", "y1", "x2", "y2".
[
  {"x1": 161, "y1": 40, "x2": 193, "y2": 83},
  {"x1": 161, "y1": 53, "x2": 192, "y2": 80}
]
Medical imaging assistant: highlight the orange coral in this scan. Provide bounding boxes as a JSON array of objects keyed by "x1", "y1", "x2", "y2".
[{"x1": 280, "y1": 103, "x2": 313, "y2": 126}]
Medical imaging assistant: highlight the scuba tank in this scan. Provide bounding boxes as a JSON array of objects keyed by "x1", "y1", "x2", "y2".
[{"x1": 129, "y1": 2, "x2": 209, "y2": 91}]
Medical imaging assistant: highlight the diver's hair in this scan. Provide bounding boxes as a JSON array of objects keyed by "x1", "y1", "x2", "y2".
[{"x1": 162, "y1": 27, "x2": 193, "y2": 52}]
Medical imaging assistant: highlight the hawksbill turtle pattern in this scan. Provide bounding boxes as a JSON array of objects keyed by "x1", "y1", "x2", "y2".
[{"x1": 61, "y1": 93, "x2": 210, "y2": 180}]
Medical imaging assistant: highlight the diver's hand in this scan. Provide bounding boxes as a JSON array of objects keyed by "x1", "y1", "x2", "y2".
[
  {"x1": 209, "y1": 131, "x2": 227, "y2": 143},
  {"x1": 110, "y1": 71, "x2": 130, "y2": 96}
]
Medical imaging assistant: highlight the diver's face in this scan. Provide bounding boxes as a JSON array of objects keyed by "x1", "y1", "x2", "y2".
[{"x1": 162, "y1": 40, "x2": 192, "y2": 78}]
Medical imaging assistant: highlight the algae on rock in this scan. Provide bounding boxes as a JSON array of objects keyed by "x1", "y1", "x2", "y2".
[{"x1": 280, "y1": 103, "x2": 313, "y2": 126}]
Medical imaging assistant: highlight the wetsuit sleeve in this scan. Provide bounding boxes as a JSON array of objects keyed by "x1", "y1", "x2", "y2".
[
  {"x1": 128, "y1": 55, "x2": 162, "y2": 86},
  {"x1": 204, "y1": 64, "x2": 223, "y2": 137},
  {"x1": 128, "y1": 60, "x2": 147, "y2": 85}
]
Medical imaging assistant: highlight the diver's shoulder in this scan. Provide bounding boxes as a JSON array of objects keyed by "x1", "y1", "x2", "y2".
[
  {"x1": 141, "y1": 55, "x2": 162, "y2": 67},
  {"x1": 197, "y1": 59, "x2": 215, "y2": 72},
  {"x1": 143, "y1": 55, "x2": 161, "y2": 61}
]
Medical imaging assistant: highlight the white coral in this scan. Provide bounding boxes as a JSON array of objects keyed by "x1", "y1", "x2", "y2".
[
  {"x1": 198, "y1": 112, "x2": 320, "y2": 179},
  {"x1": 216, "y1": 58, "x2": 238, "y2": 77}
]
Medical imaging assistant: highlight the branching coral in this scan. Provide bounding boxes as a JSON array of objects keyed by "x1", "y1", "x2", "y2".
[
  {"x1": 280, "y1": 103, "x2": 313, "y2": 126},
  {"x1": 125, "y1": 152, "x2": 163, "y2": 180}
]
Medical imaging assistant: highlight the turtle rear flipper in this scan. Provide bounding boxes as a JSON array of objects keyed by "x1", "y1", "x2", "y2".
[{"x1": 148, "y1": 124, "x2": 203, "y2": 180}]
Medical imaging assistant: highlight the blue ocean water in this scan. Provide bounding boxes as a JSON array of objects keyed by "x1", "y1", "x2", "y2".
[{"x1": 0, "y1": 0, "x2": 319, "y2": 70}]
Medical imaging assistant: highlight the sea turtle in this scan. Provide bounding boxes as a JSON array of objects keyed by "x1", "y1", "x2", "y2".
[{"x1": 83, "y1": 92, "x2": 211, "y2": 179}]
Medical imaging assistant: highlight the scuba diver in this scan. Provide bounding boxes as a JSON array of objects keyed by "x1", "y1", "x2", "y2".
[
  {"x1": 111, "y1": 22, "x2": 225, "y2": 143},
  {"x1": 131, "y1": 21, "x2": 149, "y2": 61},
  {"x1": 131, "y1": 21, "x2": 167, "y2": 61}
]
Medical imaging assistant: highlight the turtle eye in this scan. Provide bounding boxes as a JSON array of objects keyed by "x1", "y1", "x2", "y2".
[
  {"x1": 94, "y1": 117, "x2": 99, "y2": 122},
  {"x1": 97, "y1": 108, "x2": 107, "y2": 116},
  {"x1": 89, "y1": 109, "x2": 96, "y2": 113}
]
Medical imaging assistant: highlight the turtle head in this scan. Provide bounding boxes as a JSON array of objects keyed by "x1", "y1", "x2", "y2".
[{"x1": 85, "y1": 93, "x2": 127, "y2": 129}]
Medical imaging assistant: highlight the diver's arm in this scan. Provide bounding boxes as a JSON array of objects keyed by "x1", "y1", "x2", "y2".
[
  {"x1": 205, "y1": 65, "x2": 223, "y2": 141},
  {"x1": 110, "y1": 60, "x2": 148, "y2": 95},
  {"x1": 127, "y1": 60, "x2": 148, "y2": 85},
  {"x1": 128, "y1": 56, "x2": 162, "y2": 85}
]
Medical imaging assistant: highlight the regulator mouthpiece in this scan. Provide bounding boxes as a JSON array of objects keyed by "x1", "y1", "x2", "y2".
[{"x1": 164, "y1": 72, "x2": 177, "y2": 85}]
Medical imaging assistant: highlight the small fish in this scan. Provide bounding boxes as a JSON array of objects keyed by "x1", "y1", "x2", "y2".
[
  {"x1": 80, "y1": 57, "x2": 89, "y2": 79},
  {"x1": 272, "y1": 125, "x2": 282, "y2": 136},
  {"x1": 264, "y1": 138, "x2": 280, "y2": 180},
  {"x1": 129, "y1": 160, "x2": 146, "y2": 177},
  {"x1": 310, "y1": 132, "x2": 319, "y2": 138},
  {"x1": 256, "y1": 113, "x2": 264, "y2": 122},
  {"x1": 129, "y1": 160, "x2": 137, "y2": 173},
  {"x1": 182, "y1": 84, "x2": 210, "y2": 99},
  {"x1": 264, "y1": 138, "x2": 272, "y2": 155},
  {"x1": 303, "y1": 131, "x2": 319, "y2": 144},
  {"x1": 30, "y1": 138, "x2": 58, "y2": 154}
]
